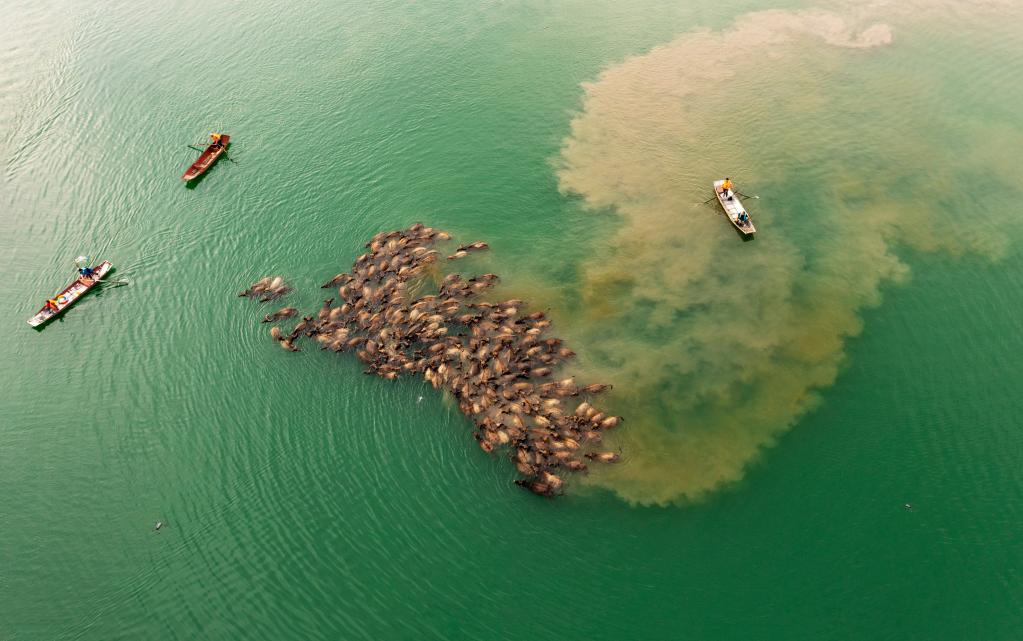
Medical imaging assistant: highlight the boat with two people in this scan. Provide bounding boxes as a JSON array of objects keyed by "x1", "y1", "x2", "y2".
[
  {"x1": 27, "y1": 257, "x2": 113, "y2": 327},
  {"x1": 714, "y1": 178, "x2": 756, "y2": 236},
  {"x1": 182, "y1": 132, "x2": 230, "y2": 181}
]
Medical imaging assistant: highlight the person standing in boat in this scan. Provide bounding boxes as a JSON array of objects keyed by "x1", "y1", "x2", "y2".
[
  {"x1": 210, "y1": 132, "x2": 223, "y2": 147},
  {"x1": 45, "y1": 298, "x2": 60, "y2": 313},
  {"x1": 721, "y1": 177, "x2": 734, "y2": 200}
]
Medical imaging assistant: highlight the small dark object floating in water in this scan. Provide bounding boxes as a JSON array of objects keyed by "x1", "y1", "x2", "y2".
[{"x1": 182, "y1": 133, "x2": 230, "y2": 181}]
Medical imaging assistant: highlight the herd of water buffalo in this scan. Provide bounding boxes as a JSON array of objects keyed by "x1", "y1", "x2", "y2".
[{"x1": 239, "y1": 224, "x2": 622, "y2": 497}]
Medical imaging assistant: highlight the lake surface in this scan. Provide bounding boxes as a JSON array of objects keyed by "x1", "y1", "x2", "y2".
[{"x1": 2, "y1": 0, "x2": 1022, "y2": 639}]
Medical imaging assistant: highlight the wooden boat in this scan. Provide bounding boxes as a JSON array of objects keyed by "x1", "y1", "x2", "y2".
[
  {"x1": 28, "y1": 261, "x2": 113, "y2": 327},
  {"x1": 714, "y1": 179, "x2": 756, "y2": 236},
  {"x1": 182, "y1": 134, "x2": 230, "y2": 181}
]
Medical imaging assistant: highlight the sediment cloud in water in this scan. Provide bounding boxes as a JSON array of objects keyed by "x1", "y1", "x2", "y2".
[{"x1": 556, "y1": 7, "x2": 1011, "y2": 505}]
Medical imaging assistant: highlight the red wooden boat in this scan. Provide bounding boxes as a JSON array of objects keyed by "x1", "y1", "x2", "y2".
[
  {"x1": 28, "y1": 261, "x2": 113, "y2": 327},
  {"x1": 182, "y1": 133, "x2": 230, "y2": 181}
]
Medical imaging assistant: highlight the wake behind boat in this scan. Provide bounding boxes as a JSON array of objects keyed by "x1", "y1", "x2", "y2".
[
  {"x1": 714, "y1": 178, "x2": 756, "y2": 236},
  {"x1": 182, "y1": 133, "x2": 230, "y2": 181},
  {"x1": 28, "y1": 260, "x2": 113, "y2": 327}
]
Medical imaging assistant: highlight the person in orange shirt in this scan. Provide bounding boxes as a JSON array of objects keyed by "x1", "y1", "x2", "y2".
[{"x1": 721, "y1": 177, "x2": 733, "y2": 199}]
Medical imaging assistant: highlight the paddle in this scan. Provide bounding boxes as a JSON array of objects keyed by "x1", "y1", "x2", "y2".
[
  {"x1": 736, "y1": 191, "x2": 760, "y2": 200},
  {"x1": 187, "y1": 144, "x2": 238, "y2": 164},
  {"x1": 84, "y1": 270, "x2": 130, "y2": 289},
  {"x1": 71, "y1": 260, "x2": 125, "y2": 287}
]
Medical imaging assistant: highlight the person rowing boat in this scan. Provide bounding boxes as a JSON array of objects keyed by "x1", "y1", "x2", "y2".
[
  {"x1": 78, "y1": 265, "x2": 96, "y2": 283},
  {"x1": 720, "y1": 177, "x2": 734, "y2": 200}
]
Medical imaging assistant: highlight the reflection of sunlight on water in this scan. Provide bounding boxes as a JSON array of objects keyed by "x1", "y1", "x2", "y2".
[{"x1": 554, "y1": 5, "x2": 1019, "y2": 505}]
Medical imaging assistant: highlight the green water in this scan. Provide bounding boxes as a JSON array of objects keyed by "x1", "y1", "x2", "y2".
[{"x1": 3, "y1": 0, "x2": 1022, "y2": 639}]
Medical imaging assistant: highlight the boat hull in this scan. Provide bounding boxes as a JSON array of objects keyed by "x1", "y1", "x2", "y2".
[
  {"x1": 182, "y1": 134, "x2": 230, "y2": 181},
  {"x1": 28, "y1": 261, "x2": 113, "y2": 327},
  {"x1": 713, "y1": 179, "x2": 756, "y2": 236}
]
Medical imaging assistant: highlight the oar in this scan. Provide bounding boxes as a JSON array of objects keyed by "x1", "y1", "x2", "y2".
[
  {"x1": 187, "y1": 144, "x2": 238, "y2": 164},
  {"x1": 74, "y1": 266, "x2": 124, "y2": 286},
  {"x1": 736, "y1": 191, "x2": 760, "y2": 200},
  {"x1": 187, "y1": 140, "x2": 221, "y2": 151},
  {"x1": 90, "y1": 272, "x2": 129, "y2": 289}
]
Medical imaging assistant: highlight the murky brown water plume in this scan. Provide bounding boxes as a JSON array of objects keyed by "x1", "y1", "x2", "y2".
[{"x1": 555, "y1": 4, "x2": 1017, "y2": 504}]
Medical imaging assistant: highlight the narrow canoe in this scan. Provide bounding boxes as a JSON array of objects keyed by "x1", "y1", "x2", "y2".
[
  {"x1": 28, "y1": 261, "x2": 113, "y2": 327},
  {"x1": 713, "y1": 179, "x2": 756, "y2": 236},
  {"x1": 182, "y1": 134, "x2": 230, "y2": 181}
]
